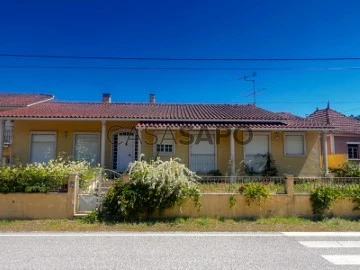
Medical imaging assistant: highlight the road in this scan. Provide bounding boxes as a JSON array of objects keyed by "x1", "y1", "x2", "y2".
[{"x1": 1, "y1": 232, "x2": 360, "y2": 269}]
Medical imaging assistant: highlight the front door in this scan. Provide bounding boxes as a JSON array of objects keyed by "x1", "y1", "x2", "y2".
[{"x1": 117, "y1": 133, "x2": 135, "y2": 172}]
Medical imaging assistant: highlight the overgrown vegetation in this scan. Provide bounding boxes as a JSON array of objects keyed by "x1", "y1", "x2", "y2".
[
  {"x1": 310, "y1": 185, "x2": 360, "y2": 217},
  {"x1": 310, "y1": 186, "x2": 341, "y2": 216},
  {"x1": 330, "y1": 161, "x2": 360, "y2": 177},
  {"x1": 0, "y1": 157, "x2": 97, "y2": 193},
  {"x1": 5, "y1": 217, "x2": 360, "y2": 232},
  {"x1": 101, "y1": 158, "x2": 201, "y2": 221},
  {"x1": 239, "y1": 182, "x2": 270, "y2": 206}
]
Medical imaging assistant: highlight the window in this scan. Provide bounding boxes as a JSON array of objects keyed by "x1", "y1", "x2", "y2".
[
  {"x1": 74, "y1": 134, "x2": 100, "y2": 165},
  {"x1": 284, "y1": 133, "x2": 305, "y2": 156},
  {"x1": 154, "y1": 131, "x2": 175, "y2": 156},
  {"x1": 30, "y1": 133, "x2": 56, "y2": 163},
  {"x1": 189, "y1": 133, "x2": 215, "y2": 173},
  {"x1": 244, "y1": 133, "x2": 269, "y2": 172},
  {"x1": 348, "y1": 144, "x2": 359, "y2": 159},
  {"x1": 156, "y1": 144, "x2": 173, "y2": 153}
]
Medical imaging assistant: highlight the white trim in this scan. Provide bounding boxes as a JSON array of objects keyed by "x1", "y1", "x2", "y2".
[
  {"x1": 111, "y1": 129, "x2": 136, "y2": 171},
  {"x1": 283, "y1": 132, "x2": 306, "y2": 157},
  {"x1": 26, "y1": 96, "x2": 55, "y2": 107},
  {"x1": 330, "y1": 134, "x2": 335, "y2": 153},
  {"x1": 346, "y1": 142, "x2": 360, "y2": 144},
  {"x1": 29, "y1": 131, "x2": 57, "y2": 163}
]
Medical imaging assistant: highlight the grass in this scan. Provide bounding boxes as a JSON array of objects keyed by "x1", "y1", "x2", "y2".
[{"x1": 1, "y1": 217, "x2": 360, "y2": 232}]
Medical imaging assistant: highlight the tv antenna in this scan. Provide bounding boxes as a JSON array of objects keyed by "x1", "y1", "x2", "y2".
[{"x1": 238, "y1": 72, "x2": 266, "y2": 105}]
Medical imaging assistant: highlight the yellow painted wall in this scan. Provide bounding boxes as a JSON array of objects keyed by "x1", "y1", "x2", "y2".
[
  {"x1": 11, "y1": 120, "x2": 321, "y2": 176},
  {"x1": 271, "y1": 131, "x2": 321, "y2": 176},
  {"x1": 0, "y1": 193, "x2": 73, "y2": 219},
  {"x1": 163, "y1": 194, "x2": 359, "y2": 219}
]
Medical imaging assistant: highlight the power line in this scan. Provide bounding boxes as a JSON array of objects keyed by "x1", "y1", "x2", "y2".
[
  {"x1": 1, "y1": 53, "x2": 360, "y2": 61},
  {"x1": 2, "y1": 65, "x2": 360, "y2": 71}
]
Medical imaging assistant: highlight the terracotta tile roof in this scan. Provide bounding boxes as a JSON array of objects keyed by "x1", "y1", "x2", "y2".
[
  {"x1": 0, "y1": 102, "x2": 287, "y2": 120},
  {"x1": 0, "y1": 101, "x2": 332, "y2": 130},
  {"x1": 0, "y1": 93, "x2": 54, "y2": 107},
  {"x1": 307, "y1": 107, "x2": 360, "y2": 135},
  {"x1": 277, "y1": 112, "x2": 304, "y2": 121},
  {"x1": 137, "y1": 119, "x2": 330, "y2": 130}
]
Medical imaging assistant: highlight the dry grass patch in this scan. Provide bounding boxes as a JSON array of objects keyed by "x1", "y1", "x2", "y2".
[{"x1": 0, "y1": 217, "x2": 360, "y2": 232}]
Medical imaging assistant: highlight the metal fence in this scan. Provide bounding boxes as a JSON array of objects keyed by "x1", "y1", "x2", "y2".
[
  {"x1": 198, "y1": 175, "x2": 285, "y2": 193},
  {"x1": 294, "y1": 177, "x2": 360, "y2": 193}
]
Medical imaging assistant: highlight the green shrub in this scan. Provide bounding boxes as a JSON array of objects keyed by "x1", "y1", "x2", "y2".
[
  {"x1": 82, "y1": 210, "x2": 100, "y2": 224},
  {"x1": 310, "y1": 186, "x2": 341, "y2": 216},
  {"x1": 239, "y1": 182, "x2": 270, "y2": 206},
  {"x1": 330, "y1": 161, "x2": 360, "y2": 177},
  {"x1": 0, "y1": 158, "x2": 97, "y2": 193},
  {"x1": 101, "y1": 158, "x2": 201, "y2": 221}
]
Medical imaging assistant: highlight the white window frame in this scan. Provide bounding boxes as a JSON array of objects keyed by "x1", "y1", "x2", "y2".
[
  {"x1": 73, "y1": 132, "x2": 100, "y2": 165},
  {"x1": 29, "y1": 131, "x2": 57, "y2": 163},
  {"x1": 153, "y1": 131, "x2": 176, "y2": 156},
  {"x1": 283, "y1": 132, "x2": 306, "y2": 156},
  {"x1": 188, "y1": 131, "x2": 217, "y2": 173}
]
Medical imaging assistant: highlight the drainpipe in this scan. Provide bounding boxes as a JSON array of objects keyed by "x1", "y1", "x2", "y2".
[
  {"x1": 321, "y1": 132, "x2": 328, "y2": 176},
  {"x1": 0, "y1": 120, "x2": 4, "y2": 165},
  {"x1": 100, "y1": 120, "x2": 106, "y2": 167},
  {"x1": 230, "y1": 128, "x2": 235, "y2": 179}
]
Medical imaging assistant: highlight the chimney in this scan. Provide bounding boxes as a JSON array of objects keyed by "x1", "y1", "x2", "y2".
[
  {"x1": 149, "y1": 93, "x2": 155, "y2": 104},
  {"x1": 102, "y1": 93, "x2": 111, "y2": 103}
]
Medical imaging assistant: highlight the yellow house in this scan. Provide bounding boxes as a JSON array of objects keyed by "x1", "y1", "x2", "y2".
[
  {"x1": 0, "y1": 93, "x2": 332, "y2": 176},
  {"x1": 0, "y1": 93, "x2": 54, "y2": 164}
]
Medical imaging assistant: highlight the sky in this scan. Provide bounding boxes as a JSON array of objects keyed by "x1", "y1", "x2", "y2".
[{"x1": 1, "y1": 0, "x2": 360, "y2": 117}]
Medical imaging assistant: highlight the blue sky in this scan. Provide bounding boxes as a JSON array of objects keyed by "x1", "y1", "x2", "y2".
[{"x1": 1, "y1": 0, "x2": 360, "y2": 116}]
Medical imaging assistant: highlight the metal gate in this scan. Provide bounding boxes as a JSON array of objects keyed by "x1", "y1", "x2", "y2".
[{"x1": 74, "y1": 168, "x2": 122, "y2": 216}]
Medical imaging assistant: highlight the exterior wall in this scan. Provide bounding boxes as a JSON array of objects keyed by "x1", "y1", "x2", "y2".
[
  {"x1": 163, "y1": 194, "x2": 359, "y2": 219},
  {"x1": 334, "y1": 135, "x2": 360, "y2": 156},
  {"x1": 12, "y1": 120, "x2": 102, "y2": 164},
  {"x1": 270, "y1": 131, "x2": 321, "y2": 176},
  {"x1": 11, "y1": 120, "x2": 322, "y2": 176},
  {"x1": 0, "y1": 193, "x2": 73, "y2": 219}
]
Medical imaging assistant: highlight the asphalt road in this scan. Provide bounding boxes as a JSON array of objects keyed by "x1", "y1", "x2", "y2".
[{"x1": 1, "y1": 232, "x2": 360, "y2": 269}]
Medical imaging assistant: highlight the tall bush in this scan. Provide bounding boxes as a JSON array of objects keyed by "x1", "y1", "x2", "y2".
[{"x1": 101, "y1": 158, "x2": 201, "y2": 221}]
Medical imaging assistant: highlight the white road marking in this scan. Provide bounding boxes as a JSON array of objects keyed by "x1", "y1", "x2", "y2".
[
  {"x1": 0, "y1": 232, "x2": 283, "y2": 237},
  {"x1": 322, "y1": 255, "x2": 360, "y2": 265},
  {"x1": 299, "y1": 241, "x2": 360, "y2": 248},
  {"x1": 283, "y1": 232, "x2": 360, "y2": 237}
]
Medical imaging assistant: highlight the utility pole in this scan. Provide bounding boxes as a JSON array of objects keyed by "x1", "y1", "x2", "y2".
[{"x1": 238, "y1": 72, "x2": 265, "y2": 105}]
